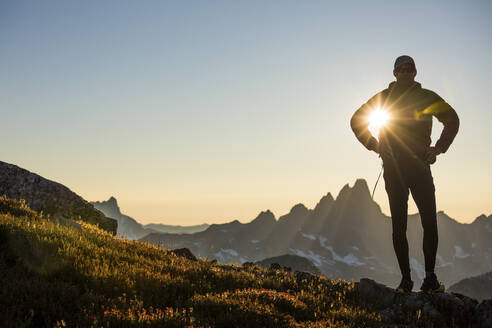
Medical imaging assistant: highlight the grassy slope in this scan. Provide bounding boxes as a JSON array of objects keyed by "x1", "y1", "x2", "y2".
[{"x1": 0, "y1": 196, "x2": 383, "y2": 328}]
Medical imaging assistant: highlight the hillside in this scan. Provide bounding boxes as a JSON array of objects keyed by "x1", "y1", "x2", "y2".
[
  {"x1": 0, "y1": 161, "x2": 117, "y2": 234},
  {"x1": 0, "y1": 196, "x2": 381, "y2": 327},
  {"x1": 2, "y1": 196, "x2": 491, "y2": 327}
]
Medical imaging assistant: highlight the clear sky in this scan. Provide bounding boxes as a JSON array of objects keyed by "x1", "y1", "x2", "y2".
[{"x1": 1, "y1": 1, "x2": 491, "y2": 225}]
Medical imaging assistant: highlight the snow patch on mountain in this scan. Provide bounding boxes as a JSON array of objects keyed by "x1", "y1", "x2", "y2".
[
  {"x1": 300, "y1": 232, "x2": 316, "y2": 240},
  {"x1": 222, "y1": 249, "x2": 238, "y2": 256},
  {"x1": 318, "y1": 236, "x2": 329, "y2": 249},
  {"x1": 454, "y1": 246, "x2": 470, "y2": 259},
  {"x1": 289, "y1": 248, "x2": 324, "y2": 267},
  {"x1": 318, "y1": 236, "x2": 364, "y2": 266},
  {"x1": 436, "y1": 253, "x2": 453, "y2": 267},
  {"x1": 214, "y1": 248, "x2": 239, "y2": 262}
]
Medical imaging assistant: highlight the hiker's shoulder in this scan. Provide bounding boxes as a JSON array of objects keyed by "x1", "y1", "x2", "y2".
[
  {"x1": 366, "y1": 85, "x2": 391, "y2": 103},
  {"x1": 418, "y1": 87, "x2": 443, "y2": 101}
]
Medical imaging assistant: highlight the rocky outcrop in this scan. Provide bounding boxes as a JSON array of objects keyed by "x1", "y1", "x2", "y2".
[
  {"x1": 92, "y1": 197, "x2": 154, "y2": 239},
  {"x1": 170, "y1": 248, "x2": 198, "y2": 261},
  {"x1": 356, "y1": 278, "x2": 492, "y2": 328},
  {"x1": 255, "y1": 254, "x2": 321, "y2": 275},
  {"x1": 0, "y1": 161, "x2": 116, "y2": 234}
]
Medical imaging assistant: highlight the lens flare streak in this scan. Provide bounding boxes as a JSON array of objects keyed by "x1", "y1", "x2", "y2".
[{"x1": 368, "y1": 108, "x2": 390, "y2": 140}]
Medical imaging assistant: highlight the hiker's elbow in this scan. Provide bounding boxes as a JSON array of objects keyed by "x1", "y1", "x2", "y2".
[{"x1": 350, "y1": 110, "x2": 360, "y2": 133}]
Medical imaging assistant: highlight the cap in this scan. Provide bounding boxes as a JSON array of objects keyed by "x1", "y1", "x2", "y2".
[{"x1": 394, "y1": 55, "x2": 415, "y2": 70}]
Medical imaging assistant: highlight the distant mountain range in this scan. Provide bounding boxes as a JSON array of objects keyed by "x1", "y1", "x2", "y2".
[
  {"x1": 1, "y1": 159, "x2": 490, "y2": 296},
  {"x1": 140, "y1": 179, "x2": 492, "y2": 288},
  {"x1": 91, "y1": 197, "x2": 209, "y2": 240},
  {"x1": 144, "y1": 223, "x2": 210, "y2": 234},
  {"x1": 255, "y1": 254, "x2": 321, "y2": 275}
]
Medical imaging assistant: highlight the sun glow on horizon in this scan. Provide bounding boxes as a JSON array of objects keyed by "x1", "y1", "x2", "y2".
[{"x1": 368, "y1": 108, "x2": 390, "y2": 140}]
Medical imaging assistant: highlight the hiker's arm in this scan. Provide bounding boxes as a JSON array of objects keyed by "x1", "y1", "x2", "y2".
[
  {"x1": 350, "y1": 97, "x2": 379, "y2": 153},
  {"x1": 433, "y1": 101, "x2": 460, "y2": 154}
]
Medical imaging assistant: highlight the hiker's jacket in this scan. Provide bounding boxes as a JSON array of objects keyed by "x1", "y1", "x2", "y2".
[{"x1": 350, "y1": 81, "x2": 459, "y2": 163}]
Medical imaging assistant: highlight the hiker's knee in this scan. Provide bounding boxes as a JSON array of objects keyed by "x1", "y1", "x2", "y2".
[
  {"x1": 420, "y1": 213, "x2": 437, "y2": 232},
  {"x1": 392, "y1": 225, "x2": 406, "y2": 240}
]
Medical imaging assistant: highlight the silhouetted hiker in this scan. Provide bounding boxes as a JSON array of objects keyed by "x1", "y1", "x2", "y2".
[{"x1": 350, "y1": 55, "x2": 459, "y2": 294}]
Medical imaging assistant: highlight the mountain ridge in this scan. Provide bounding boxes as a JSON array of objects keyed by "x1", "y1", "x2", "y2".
[
  {"x1": 141, "y1": 178, "x2": 492, "y2": 290},
  {"x1": 91, "y1": 197, "x2": 209, "y2": 239}
]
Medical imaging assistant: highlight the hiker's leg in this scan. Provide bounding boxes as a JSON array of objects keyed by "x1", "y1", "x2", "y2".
[
  {"x1": 383, "y1": 162, "x2": 411, "y2": 279},
  {"x1": 410, "y1": 165, "x2": 437, "y2": 273}
]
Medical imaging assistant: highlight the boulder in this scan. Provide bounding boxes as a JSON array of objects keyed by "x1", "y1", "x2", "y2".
[
  {"x1": 295, "y1": 271, "x2": 314, "y2": 284},
  {"x1": 170, "y1": 248, "x2": 197, "y2": 261},
  {"x1": 356, "y1": 278, "x2": 395, "y2": 309},
  {"x1": 475, "y1": 300, "x2": 492, "y2": 328}
]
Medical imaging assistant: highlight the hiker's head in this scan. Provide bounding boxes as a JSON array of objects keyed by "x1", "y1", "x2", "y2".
[{"x1": 393, "y1": 55, "x2": 416, "y2": 83}]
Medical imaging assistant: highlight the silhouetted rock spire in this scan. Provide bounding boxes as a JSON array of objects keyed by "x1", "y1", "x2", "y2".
[
  {"x1": 313, "y1": 193, "x2": 334, "y2": 213},
  {"x1": 251, "y1": 210, "x2": 276, "y2": 225},
  {"x1": 336, "y1": 179, "x2": 372, "y2": 203}
]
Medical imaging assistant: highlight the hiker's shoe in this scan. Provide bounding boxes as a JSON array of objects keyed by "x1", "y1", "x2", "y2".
[
  {"x1": 395, "y1": 277, "x2": 414, "y2": 294},
  {"x1": 420, "y1": 273, "x2": 445, "y2": 293}
]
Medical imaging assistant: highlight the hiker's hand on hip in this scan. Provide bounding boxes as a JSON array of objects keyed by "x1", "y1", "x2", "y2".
[{"x1": 425, "y1": 146, "x2": 442, "y2": 164}]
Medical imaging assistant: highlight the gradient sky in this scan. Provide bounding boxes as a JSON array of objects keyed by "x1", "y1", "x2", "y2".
[{"x1": 2, "y1": 1, "x2": 491, "y2": 225}]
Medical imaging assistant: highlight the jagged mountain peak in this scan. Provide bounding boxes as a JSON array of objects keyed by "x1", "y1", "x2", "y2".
[
  {"x1": 313, "y1": 193, "x2": 334, "y2": 212},
  {"x1": 289, "y1": 203, "x2": 309, "y2": 215},
  {"x1": 353, "y1": 178, "x2": 369, "y2": 190},
  {"x1": 92, "y1": 196, "x2": 122, "y2": 218},
  {"x1": 472, "y1": 214, "x2": 490, "y2": 225},
  {"x1": 437, "y1": 211, "x2": 450, "y2": 219},
  {"x1": 277, "y1": 204, "x2": 310, "y2": 223},
  {"x1": 108, "y1": 196, "x2": 118, "y2": 206},
  {"x1": 206, "y1": 219, "x2": 242, "y2": 232},
  {"x1": 105, "y1": 196, "x2": 121, "y2": 212},
  {"x1": 318, "y1": 192, "x2": 334, "y2": 204},
  {"x1": 251, "y1": 210, "x2": 276, "y2": 224},
  {"x1": 435, "y1": 211, "x2": 464, "y2": 228},
  {"x1": 335, "y1": 179, "x2": 372, "y2": 203}
]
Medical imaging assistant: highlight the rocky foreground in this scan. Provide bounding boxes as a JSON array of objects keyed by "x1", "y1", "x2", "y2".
[
  {"x1": 192, "y1": 255, "x2": 492, "y2": 328},
  {"x1": 356, "y1": 278, "x2": 492, "y2": 328}
]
